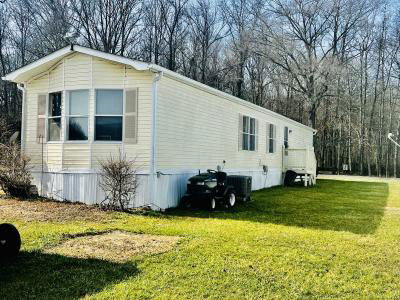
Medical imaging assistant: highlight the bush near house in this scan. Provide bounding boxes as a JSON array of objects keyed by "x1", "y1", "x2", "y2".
[
  {"x1": 0, "y1": 118, "x2": 13, "y2": 144},
  {"x1": 98, "y1": 153, "x2": 139, "y2": 211},
  {"x1": 0, "y1": 117, "x2": 32, "y2": 198},
  {"x1": 0, "y1": 143, "x2": 32, "y2": 198}
]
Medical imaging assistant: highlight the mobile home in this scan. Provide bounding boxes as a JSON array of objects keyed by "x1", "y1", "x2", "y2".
[{"x1": 2, "y1": 45, "x2": 316, "y2": 209}]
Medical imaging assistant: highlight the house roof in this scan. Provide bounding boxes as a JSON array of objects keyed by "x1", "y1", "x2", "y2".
[{"x1": 2, "y1": 44, "x2": 314, "y2": 132}]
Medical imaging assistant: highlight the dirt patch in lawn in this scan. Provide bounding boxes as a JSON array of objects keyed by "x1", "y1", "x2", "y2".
[
  {"x1": 45, "y1": 231, "x2": 181, "y2": 262},
  {"x1": 385, "y1": 207, "x2": 400, "y2": 215},
  {"x1": 0, "y1": 198, "x2": 111, "y2": 222}
]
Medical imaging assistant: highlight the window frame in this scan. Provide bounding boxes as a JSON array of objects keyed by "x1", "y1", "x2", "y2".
[
  {"x1": 241, "y1": 115, "x2": 257, "y2": 152},
  {"x1": 267, "y1": 123, "x2": 277, "y2": 154},
  {"x1": 284, "y1": 126, "x2": 289, "y2": 148},
  {"x1": 65, "y1": 89, "x2": 90, "y2": 143},
  {"x1": 94, "y1": 88, "x2": 124, "y2": 143},
  {"x1": 47, "y1": 91, "x2": 63, "y2": 143}
]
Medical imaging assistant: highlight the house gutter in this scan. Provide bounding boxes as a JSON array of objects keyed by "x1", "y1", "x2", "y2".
[
  {"x1": 150, "y1": 70, "x2": 163, "y2": 209},
  {"x1": 17, "y1": 83, "x2": 26, "y2": 151}
]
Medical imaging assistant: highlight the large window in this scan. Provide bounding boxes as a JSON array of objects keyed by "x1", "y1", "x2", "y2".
[
  {"x1": 267, "y1": 123, "x2": 276, "y2": 153},
  {"x1": 95, "y1": 89, "x2": 123, "y2": 141},
  {"x1": 48, "y1": 92, "x2": 62, "y2": 141},
  {"x1": 242, "y1": 115, "x2": 257, "y2": 151},
  {"x1": 67, "y1": 90, "x2": 89, "y2": 141}
]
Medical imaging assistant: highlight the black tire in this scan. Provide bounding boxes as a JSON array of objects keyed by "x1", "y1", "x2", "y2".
[
  {"x1": 284, "y1": 171, "x2": 297, "y2": 186},
  {"x1": 225, "y1": 192, "x2": 236, "y2": 208},
  {"x1": 208, "y1": 198, "x2": 217, "y2": 211},
  {"x1": 0, "y1": 223, "x2": 21, "y2": 262}
]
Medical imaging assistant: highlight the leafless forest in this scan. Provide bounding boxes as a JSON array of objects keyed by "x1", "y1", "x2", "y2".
[{"x1": 0, "y1": 0, "x2": 400, "y2": 176}]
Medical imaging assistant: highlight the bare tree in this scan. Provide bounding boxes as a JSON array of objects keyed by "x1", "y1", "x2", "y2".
[
  {"x1": 0, "y1": 142, "x2": 32, "y2": 198},
  {"x1": 70, "y1": 0, "x2": 142, "y2": 55},
  {"x1": 221, "y1": 0, "x2": 254, "y2": 98},
  {"x1": 160, "y1": 0, "x2": 189, "y2": 71},
  {"x1": 140, "y1": 0, "x2": 167, "y2": 64},
  {"x1": 185, "y1": 0, "x2": 225, "y2": 84}
]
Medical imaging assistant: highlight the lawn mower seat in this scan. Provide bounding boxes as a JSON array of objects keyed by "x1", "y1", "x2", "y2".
[{"x1": 216, "y1": 172, "x2": 227, "y2": 186}]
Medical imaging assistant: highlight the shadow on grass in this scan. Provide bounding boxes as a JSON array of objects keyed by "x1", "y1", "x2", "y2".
[
  {"x1": 167, "y1": 179, "x2": 389, "y2": 234},
  {"x1": 0, "y1": 251, "x2": 138, "y2": 300}
]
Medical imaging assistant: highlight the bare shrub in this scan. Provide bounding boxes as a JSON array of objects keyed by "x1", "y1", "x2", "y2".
[
  {"x1": 98, "y1": 153, "x2": 139, "y2": 211},
  {"x1": 0, "y1": 118, "x2": 13, "y2": 144},
  {"x1": 0, "y1": 143, "x2": 32, "y2": 198}
]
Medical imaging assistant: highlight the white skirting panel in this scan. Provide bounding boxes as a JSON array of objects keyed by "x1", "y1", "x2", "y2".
[
  {"x1": 31, "y1": 168, "x2": 283, "y2": 210},
  {"x1": 31, "y1": 171, "x2": 152, "y2": 208}
]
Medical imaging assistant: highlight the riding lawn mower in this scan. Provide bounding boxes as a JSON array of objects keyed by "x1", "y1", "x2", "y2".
[{"x1": 180, "y1": 169, "x2": 252, "y2": 211}]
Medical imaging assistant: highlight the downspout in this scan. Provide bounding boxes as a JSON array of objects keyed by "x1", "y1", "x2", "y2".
[
  {"x1": 150, "y1": 70, "x2": 163, "y2": 209},
  {"x1": 17, "y1": 83, "x2": 26, "y2": 152}
]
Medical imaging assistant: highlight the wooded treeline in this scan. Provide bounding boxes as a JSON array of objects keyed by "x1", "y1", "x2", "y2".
[{"x1": 1, "y1": 0, "x2": 400, "y2": 176}]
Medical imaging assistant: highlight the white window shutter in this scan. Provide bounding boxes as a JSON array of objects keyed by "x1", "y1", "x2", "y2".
[
  {"x1": 124, "y1": 88, "x2": 138, "y2": 144},
  {"x1": 238, "y1": 113, "x2": 243, "y2": 151},
  {"x1": 37, "y1": 94, "x2": 47, "y2": 143}
]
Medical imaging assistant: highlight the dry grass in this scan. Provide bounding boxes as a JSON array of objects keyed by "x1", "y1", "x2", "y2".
[
  {"x1": 45, "y1": 231, "x2": 181, "y2": 262},
  {"x1": 385, "y1": 206, "x2": 400, "y2": 214},
  {"x1": 0, "y1": 198, "x2": 111, "y2": 222}
]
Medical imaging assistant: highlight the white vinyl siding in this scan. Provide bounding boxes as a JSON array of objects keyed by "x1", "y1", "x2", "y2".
[
  {"x1": 24, "y1": 53, "x2": 153, "y2": 170},
  {"x1": 22, "y1": 52, "x2": 312, "y2": 173},
  {"x1": 156, "y1": 76, "x2": 313, "y2": 170}
]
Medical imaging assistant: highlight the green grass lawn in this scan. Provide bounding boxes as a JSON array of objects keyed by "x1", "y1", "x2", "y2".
[{"x1": 1, "y1": 179, "x2": 400, "y2": 299}]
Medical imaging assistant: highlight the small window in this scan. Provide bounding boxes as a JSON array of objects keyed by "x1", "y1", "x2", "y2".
[
  {"x1": 48, "y1": 92, "x2": 62, "y2": 141},
  {"x1": 95, "y1": 89, "x2": 123, "y2": 141},
  {"x1": 284, "y1": 126, "x2": 289, "y2": 148},
  {"x1": 267, "y1": 123, "x2": 276, "y2": 153},
  {"x1": 241, "y1": 115, "x2": 257, "y2": 151},
  {"x1": 67, "y1": 90, "x2": 89, "y2": 141}
]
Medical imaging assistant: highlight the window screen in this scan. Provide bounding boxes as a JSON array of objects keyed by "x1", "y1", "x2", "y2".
[
  {"x1": 241, "y1": 115, "x2": 257, "y2": 151},
  {"x1": 268, "y1": 123, "x2": 276, "y2": 153},
  {"x1": 67, "y1": 90, "x2": 89, "y2": 141}
]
